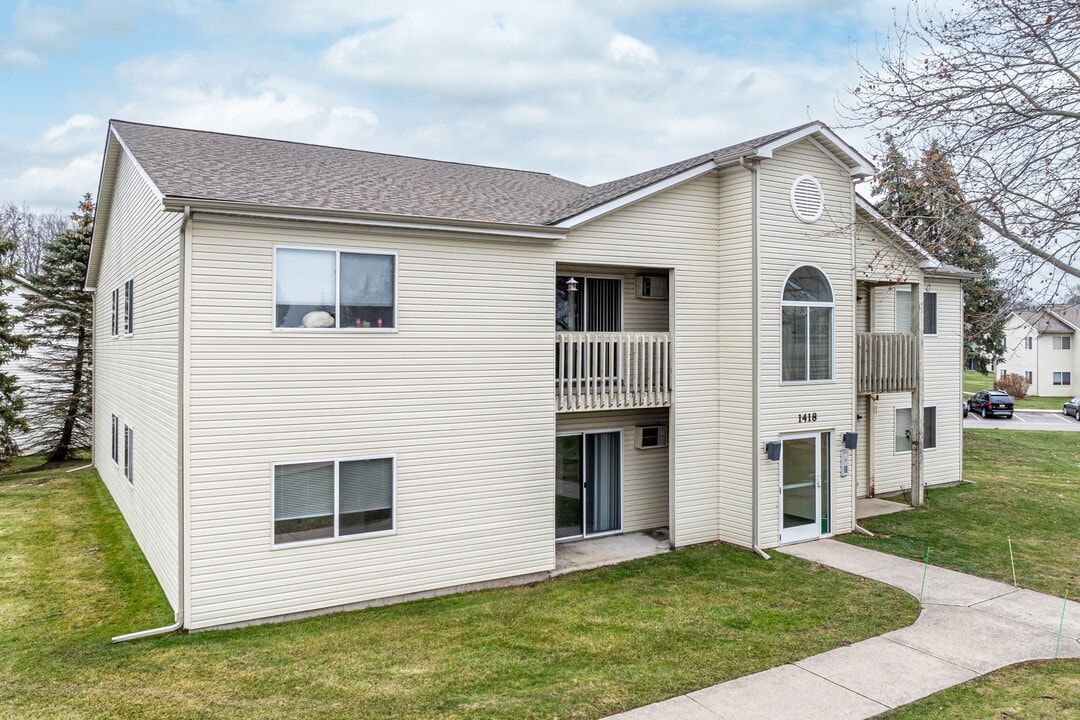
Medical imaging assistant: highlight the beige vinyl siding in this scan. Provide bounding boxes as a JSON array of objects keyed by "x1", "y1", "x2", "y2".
[
  {"x1": 713, "y1": 166, "x2": 755, "y2": 547},
  {"x1": 184, "y1": 217, "x2": 555, "y2": 629},
  {"x1": 92, "y1": 150, "x2": 182, "y2": 609},
  {"x1": 1001, "y1": 315, "x2": 1039, "y2": 394},
  {"x1": 1039, "y1": 334, "x2": 1075, "y2": 396},
  {"x1": 556, "y1": 409, "x2": 668, "y2": 532},
  {"x1": 756, "y1": 140, "x2": 857, "y2": 545},
  {"x1": 557, "y1": 172, "x2": 730, "y2": 547},
  {"x1": 2, "y1": 280, "x2": 45, "y2": 453}
]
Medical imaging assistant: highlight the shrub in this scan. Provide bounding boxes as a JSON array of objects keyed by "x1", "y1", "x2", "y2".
[{"x1": 995, "y1": 373, "x2": 1031, "y2": 399}]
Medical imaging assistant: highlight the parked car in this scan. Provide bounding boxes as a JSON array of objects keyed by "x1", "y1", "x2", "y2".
[
  {"x1": 963, "y1": 400, "x2": 969, "y2": 418},
  {"x1": 1064, "y1": 397, "x2": 1080, "y2": 419},
  {"x1": 969, "y1": 390, "x2": 1014, "y2": 419}
]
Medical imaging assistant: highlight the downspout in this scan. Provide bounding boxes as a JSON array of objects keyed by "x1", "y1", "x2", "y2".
[
  {"x1": 740, "y1": 157, "x2": 770, "y2": 561},
  {"x1": 112, "y1": 205, "x2": 190, "y2": 643}
]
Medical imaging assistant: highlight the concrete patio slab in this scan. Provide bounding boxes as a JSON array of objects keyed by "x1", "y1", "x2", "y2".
[
  {"x1": 553, "y1": 531, "x2": 669, "y2": 576},
  {"x1": 973, "y1": 588, "x2": 1080, "y2": 640},
  {"x1": 687, "y1": 665, "x2": 889, "y2": 720},
  {"x1": 884, "y1": 603, "x2": 1080, "y2": 674},
  {"x1": 794, "y1": 636, "x2": 979, "y2": 709},
  {"x1": 855, "y1": 498, "x2": 914, "y2": 519}
]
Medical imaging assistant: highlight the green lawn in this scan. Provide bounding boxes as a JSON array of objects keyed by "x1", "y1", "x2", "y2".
[
  {"x1": 844, "y1": 429, "x2": 1080, "y2": 596},
  {"x1": 963, "y1": 370, "x2": 1072, "y2": 410},
  {"x1": 848, "y1": 429, "x2": 1080, "y2": 718},
  {"x1": 0, "y1": 459, "x2": 916, "y2": 720}
]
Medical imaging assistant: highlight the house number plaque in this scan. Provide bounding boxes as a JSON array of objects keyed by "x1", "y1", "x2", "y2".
[{"x1": 797, "y1": 412, "x2": 819, "y2": 423}]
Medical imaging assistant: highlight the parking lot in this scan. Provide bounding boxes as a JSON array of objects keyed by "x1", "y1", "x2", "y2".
[{"x1": 964, "y1": 409, "x2": 1080, "y2": 431}]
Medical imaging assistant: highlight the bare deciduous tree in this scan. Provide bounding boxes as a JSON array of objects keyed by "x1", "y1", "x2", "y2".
[
  {"x1": 843, "y1": 0, "x2": 1080, "y2": 280},
  {"x1": 0, "y1": 203, "x2": 70, "y2": 276}
]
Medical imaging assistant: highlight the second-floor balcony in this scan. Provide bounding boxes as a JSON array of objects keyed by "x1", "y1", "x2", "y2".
[
  {"x1": 556, "y1": 331, "x2": 672, "y2": 412},
  {"x1": 857, "y1": 332, "x2": 918, "y2": 395}
]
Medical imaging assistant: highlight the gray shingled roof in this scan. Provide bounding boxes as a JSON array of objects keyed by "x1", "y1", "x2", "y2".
[
  {"x1": 1018, "y1": 308, "x2": 1074, "y2": 334},
  {"x1": 111, "y1": 120, "x2": 826, "y2": 226},
  {"x1": 1047, "y1": 304, "x2": 1080, "y2": 330}
]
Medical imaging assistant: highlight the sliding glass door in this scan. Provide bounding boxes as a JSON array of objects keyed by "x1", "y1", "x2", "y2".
[{"x1": 556, "y1": 431, "x2": 622, "y2": 540}]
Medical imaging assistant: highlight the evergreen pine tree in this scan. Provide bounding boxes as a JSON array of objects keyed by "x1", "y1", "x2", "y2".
[
  {"x1": 0, "y1": 233, "x2": 31, "y2": 462},
  {"x1": 22, "y1": 194, "x2": 94, "y2": 463},
  {"x1": 873, "y1": 142, "x2": 1009, "y2": 371}
]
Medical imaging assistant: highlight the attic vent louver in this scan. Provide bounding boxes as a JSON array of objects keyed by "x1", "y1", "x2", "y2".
[{"x1": 790, "y1": 174, "x2": 824, "y2": 223}]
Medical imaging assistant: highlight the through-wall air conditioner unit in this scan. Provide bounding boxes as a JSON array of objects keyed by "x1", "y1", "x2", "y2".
[
  {"x1": 634, "y1": 425, "x2": 668, "y2": 449},
  {"x1": 635, "y1": 275, "x2": 668, "y2": 299}
]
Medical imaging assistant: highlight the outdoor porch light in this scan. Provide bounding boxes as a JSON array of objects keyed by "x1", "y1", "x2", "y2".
[{"x1": 765, "y1": 441, "x2": 782, "y2": 461}]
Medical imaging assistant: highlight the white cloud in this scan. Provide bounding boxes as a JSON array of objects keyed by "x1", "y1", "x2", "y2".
[{"x1": 0, "y1": 153, "x2": 100, "y2": 212}]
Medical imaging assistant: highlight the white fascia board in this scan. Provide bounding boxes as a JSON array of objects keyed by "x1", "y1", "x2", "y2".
[
  {"x1": 753, "y1": 123, "x2": 875, "y2": 178},
  {"x1": 552, "y1": 161, "x2": 717, "y2": 229},
  {"x1": 855, "y1": 195, "x2": 933, "y2": 262},
  {"x1": 164, "y1": 199, "x2": 567, "y2": 242},
  {"x1": 1006, "y1": 311, "x2": 1033, "y2": 329}
]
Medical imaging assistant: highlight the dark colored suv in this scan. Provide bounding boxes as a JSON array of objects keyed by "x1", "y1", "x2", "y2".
[{"x1": 969, "y1": 390, "x2": 1014, "y2": 419}]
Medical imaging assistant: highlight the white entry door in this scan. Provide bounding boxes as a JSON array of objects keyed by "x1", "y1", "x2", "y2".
[{"x1": 780, "y1": 433, "x2": 830, "y2": 544}]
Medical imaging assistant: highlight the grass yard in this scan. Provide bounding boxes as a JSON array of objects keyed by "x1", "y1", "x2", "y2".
[
  {"x1": 873, "y1": 660, "x2": 1080, "y2": 719},
  {"x1": 963, "y1": 370, "x2": 1072, "y2": 410},
  {"x1": 844, "y1": 429, "x2": 1080, "y2": 596},
  {"x1": 0, "y1": 459, "x2": 916, "y2": 720}
]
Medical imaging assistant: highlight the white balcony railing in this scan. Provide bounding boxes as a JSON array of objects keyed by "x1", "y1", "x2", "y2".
[
  {"x1": 857, "y1": 332, "x2": 918, "y2": 394},
  {"x1": 556, "y1": 331, "x2": 671, "y2": 412}
]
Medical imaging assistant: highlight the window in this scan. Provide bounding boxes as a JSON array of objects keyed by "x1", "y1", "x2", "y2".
[
  {"x1": 1054, "y1": 372, "x2": 1072, "y2": 386},
  {"x1": 1025, "y1": 371, "x2": 1033, "y2": 382},
  {"x1": 273, "y1": 456, "x2": 394, "y2": 544},
  {"x1": 1001, "y1": 369, "x2": 1007, "y2": 379},
  {"x1": 895, "y1": 407, "x2": 937, "y2": 452},
  {"x1": 782, "y1": 266, "x2": 833, "y2": 382},
  {"x1": 1053, "y1": 336, "x2": 1072, "y2": 350},
  {"x1": 110, "y1": 414, "x2": 119, "y2": 463},
  {"x1": 923, "y1": 292, "x2": 937, "y2": 335},
  {"x1": 110, "y1": 288, "x2": 119, "y2": 337},
  {"x1": 123, "y1": 279, "x2": 134, "y2": 335},
  {"x1": 275, "y1": 247, "x2": 396, "y2": 329},
  {"x1": 1025, "y1": 336, "x2": 1033, "y2": 350},
  {"x1": 895, "y1": 289, "x2": 936, "y2": 334},
  {"x1": 556, "y1": 276, "x2": 621, "y2": 331},
  {"x1": 123, "y1": 425, "x2": 133, "y2": 483}
]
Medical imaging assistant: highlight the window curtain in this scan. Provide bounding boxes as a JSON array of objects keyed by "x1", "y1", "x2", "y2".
[
  {"x1": 275, "y1": 461, "x2": 334, "y2": 520},
  {"x1": 339, "y1": 458, "x2": 393, "y2": 513},
  {"x1": 585, "y1": 432, "x2": 621, "y2": 534},
  {"x1": 276, "y1": 248, "x2": 336, "y2": 305}
]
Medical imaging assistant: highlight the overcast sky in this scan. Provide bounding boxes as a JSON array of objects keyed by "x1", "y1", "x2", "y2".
[{"x1": 0, "y1": 0, "x2": 908, "y2": 213}]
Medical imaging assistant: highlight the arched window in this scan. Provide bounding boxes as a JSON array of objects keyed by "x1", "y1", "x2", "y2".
[{"x1": 782, "y1": 266, "x2": 834, "y2": 382}]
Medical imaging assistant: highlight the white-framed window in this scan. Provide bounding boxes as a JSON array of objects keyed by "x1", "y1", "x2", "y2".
[
  {"x1": 1025, "y1": 336, "x2": 1033, "y2": 350},
  {"x1": 110, "y1": 414, "x2": 119, "y2": 463},
  {"x1": 274, "y1": 247, "x2": 396, "y2": 330},
  {"x1": 895, "y1": 407, "x2": 937, "y2": 453},
  {"x1": 123, "y1": 279, "x2": 134, "y2": 335},
  {"x1": 273, "y1": 456, "x2": 395, "y2": 545},
  {"x1": 895, "y1": 288, "x2": 936, "y2": 335},
  {"x1": 110, "y1": 288, "x2": 119, "y2": 337},
  {"x1": 1025, "y1": 371, "x2": 1033, "y2": 382},
  {"x1": 556, "y1": 275, "x2": 622, "y2": 332},
  {"x1": 1053, "y1": 336, "x2": 1072, "y2": 350},
  {"x1": 1054, "y1": 372, "x2": 1072, "y2": 386},
  {"x1": 123, "y1": 425, "x2": 133, "y2": 483},
  {"x1": 781, "y1": 265, "x2": 833, "y2": 383}
]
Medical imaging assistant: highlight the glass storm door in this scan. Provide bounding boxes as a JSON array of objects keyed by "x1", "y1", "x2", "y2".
[
  {"x1": 780, "y1": 433, "x2": 830, "y2": 544},
  {"x1": 556, "y1": 431, "x2": 622, "y2": 540}
]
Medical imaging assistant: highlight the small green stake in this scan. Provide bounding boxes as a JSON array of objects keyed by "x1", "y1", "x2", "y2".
[
  {"x1": 1055, "y1": 589, "x2": 1069, "y2": 659},
  {"x1": 919, "y1": 547, "x2": 931, "y2": 612}
]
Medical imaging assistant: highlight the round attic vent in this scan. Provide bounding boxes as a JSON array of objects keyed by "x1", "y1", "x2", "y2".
[{"x1": 790, "y1": 174, "x2": 824, "y2": 223}]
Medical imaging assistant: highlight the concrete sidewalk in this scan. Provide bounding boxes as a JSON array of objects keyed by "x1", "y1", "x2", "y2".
[{"x1": 603, "y1": 539, "x2": 1080, "y2": 720}]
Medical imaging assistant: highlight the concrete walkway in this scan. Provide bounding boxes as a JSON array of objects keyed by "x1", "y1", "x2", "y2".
[{"x1": 604, "y1": 539, "x2": 1080, "y2": 720}]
